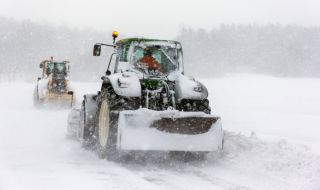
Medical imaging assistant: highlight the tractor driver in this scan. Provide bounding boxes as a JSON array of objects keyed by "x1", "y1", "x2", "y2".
[{"x1": 139, "y1": 48, "x2": 161, "y2": 71}]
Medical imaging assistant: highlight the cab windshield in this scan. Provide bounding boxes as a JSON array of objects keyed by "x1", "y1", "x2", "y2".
[
  {"x1": 131, "y1": 45, "x2": 178, "y2": 76},
  {"x1": 47, "y1": 62, "x2": 66, "y2": 75}
]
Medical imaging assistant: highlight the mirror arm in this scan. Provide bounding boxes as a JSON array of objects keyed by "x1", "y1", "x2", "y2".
[
  {"x1": 96, "y1": 43, "x2": 116, "y2": 48},
  {"x1": 106, "y1": 53, "x2": 117, "y2": 75}
]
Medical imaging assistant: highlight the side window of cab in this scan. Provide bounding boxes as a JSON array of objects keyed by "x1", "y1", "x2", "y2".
[{"x1": 119, "y1": 44, "x2": 130, "y2": 62}]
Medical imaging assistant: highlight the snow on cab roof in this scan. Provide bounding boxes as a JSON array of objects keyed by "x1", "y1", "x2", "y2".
[
  {"x1": 40, "y1": 60, "x2": 70, "y2": 64},
  {"x1": 116, "y1": 38, "x2": 181, "y2": 47}
]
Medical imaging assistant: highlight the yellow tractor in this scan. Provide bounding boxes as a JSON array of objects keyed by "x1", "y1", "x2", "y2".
[{"x1": 34, "y1": 57, "x2": 75, "y2": 107}]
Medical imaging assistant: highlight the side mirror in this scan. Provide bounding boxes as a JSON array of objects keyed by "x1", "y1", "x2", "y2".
[
  {"x1": 93, "y1": 44, "x2": 101, "y2": 56},
  {"x1": 40, "y1": 63, "x2": 44, "y2": 68},
  {"x1": 37, "y1": 77, "x2": 41, "y2": 81}
]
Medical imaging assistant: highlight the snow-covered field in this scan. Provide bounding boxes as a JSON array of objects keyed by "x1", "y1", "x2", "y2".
[{"x1": 0, "y1": 75, "x2": 319, "y2": 190}]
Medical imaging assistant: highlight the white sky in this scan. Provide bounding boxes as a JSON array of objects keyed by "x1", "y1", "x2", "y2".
[{"x1": 0, "y1": 0, "x2": 319, "y2": 39}]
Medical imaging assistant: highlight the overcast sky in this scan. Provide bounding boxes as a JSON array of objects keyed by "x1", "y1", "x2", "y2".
[{"x1": 0, "y1": 0, "x2": 319, "y2": 39}]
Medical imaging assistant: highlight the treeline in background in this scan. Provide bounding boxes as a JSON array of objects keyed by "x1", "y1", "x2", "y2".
[
  {"x1": 177, "y1": 25, "x2": 320, "y2": 77},
  {"x1": 0, "y1": 17, "x2": 108, "y2": 82},
  {"x1": 1, "y1": 17, "x2": 320, "y2": 82}
]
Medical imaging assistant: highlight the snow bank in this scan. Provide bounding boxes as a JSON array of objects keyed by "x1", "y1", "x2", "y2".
[{"x1": 201, "y1": 75, "x2": 320, "y2": 153}]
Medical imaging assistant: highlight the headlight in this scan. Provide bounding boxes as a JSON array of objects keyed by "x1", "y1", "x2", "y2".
[
  {"x1": 193, "y1": 86, "x2": 203, "y2": 92},
  {"x1": 118, "y1": 78, "x2": 130, "y2": 88}
]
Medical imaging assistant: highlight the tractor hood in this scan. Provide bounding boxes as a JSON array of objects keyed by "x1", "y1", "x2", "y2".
[{"x1": 104, "y1": 71, "x2": 208, "y2": 101}]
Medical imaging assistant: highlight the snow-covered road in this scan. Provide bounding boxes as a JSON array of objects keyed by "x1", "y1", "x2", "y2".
[{"x1": 0, "y1": 76, "x2": 319, "y2": 190}]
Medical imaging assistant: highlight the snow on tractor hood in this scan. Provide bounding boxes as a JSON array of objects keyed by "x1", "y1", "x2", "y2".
[
  {"x1": 106, "y1": 72, "x2": 142, "y2": 97},
  {"x1": 174, "y1": 73, "x2": 209, "y2": 101},
  {"x1": 105, "y1": 71, "x2": 208, "y2": 101}
]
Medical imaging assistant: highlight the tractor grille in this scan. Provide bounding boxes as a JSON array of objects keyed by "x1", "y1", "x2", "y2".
[{"x1": 51, "y1": 78, "x2": 66, "y2": 94}]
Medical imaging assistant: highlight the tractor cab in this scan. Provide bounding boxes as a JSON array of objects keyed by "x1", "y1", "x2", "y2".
[
  {"x1": 39, "y1": 58, "x2": 70, "y2": 79},
  {"x1": 115, "y1": 39, "x2": 184, "y2": 77},
  {"x1": 93, "y1": 37, "x2": 184, "y2": 77}
]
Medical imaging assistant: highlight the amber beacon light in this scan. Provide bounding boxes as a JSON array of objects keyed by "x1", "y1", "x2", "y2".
[
  {"x1": 112, "y1": 31, "x2": 119, "y2": 44},
  {"x1": 112, "y1": 31, "x2": 119, "y2": 38}
]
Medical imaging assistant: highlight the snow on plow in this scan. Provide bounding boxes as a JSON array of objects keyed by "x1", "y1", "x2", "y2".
[
  {"x1": 43, "y1": 92, "x2": 74, "y2": 103},
  {"x1": 117, "y1": 109, "x2": 223, "y2": 152}
]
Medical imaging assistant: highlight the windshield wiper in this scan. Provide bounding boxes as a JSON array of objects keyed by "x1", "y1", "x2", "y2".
[{"x1": 160, "y1": 49, "x2": 175, "y2": 65}]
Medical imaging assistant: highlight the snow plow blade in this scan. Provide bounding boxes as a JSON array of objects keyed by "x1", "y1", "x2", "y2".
[
  {"x1": 40, "y1": 92, "x2": 74, "y2": 107},
  {"x1": 117, "y1": 109, "x2": 223, "y2": 152}
]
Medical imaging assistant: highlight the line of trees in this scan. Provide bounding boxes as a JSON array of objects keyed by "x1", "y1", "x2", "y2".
[
  {"x1": 0, "y1": 17, "x2": 111, "y2": 82},
  {"x1": 1, "y1": 17, "x2": 320, "y2": 82},
  {"x1": 177, "y1": 25, "x2": 320, "y2": 77}
]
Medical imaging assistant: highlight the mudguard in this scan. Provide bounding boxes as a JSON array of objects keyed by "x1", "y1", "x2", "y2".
[
  {"x1": 104, "y1": 72, "x2": 141, "y2": 97},
  {"x1": 175, "y1": 74, "x2": 208, "y2": 102}
]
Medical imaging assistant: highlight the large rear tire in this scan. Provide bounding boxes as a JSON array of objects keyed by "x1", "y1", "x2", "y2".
[{"x1": 95, "y1": 98, "x2": 118, "y2": 160}]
